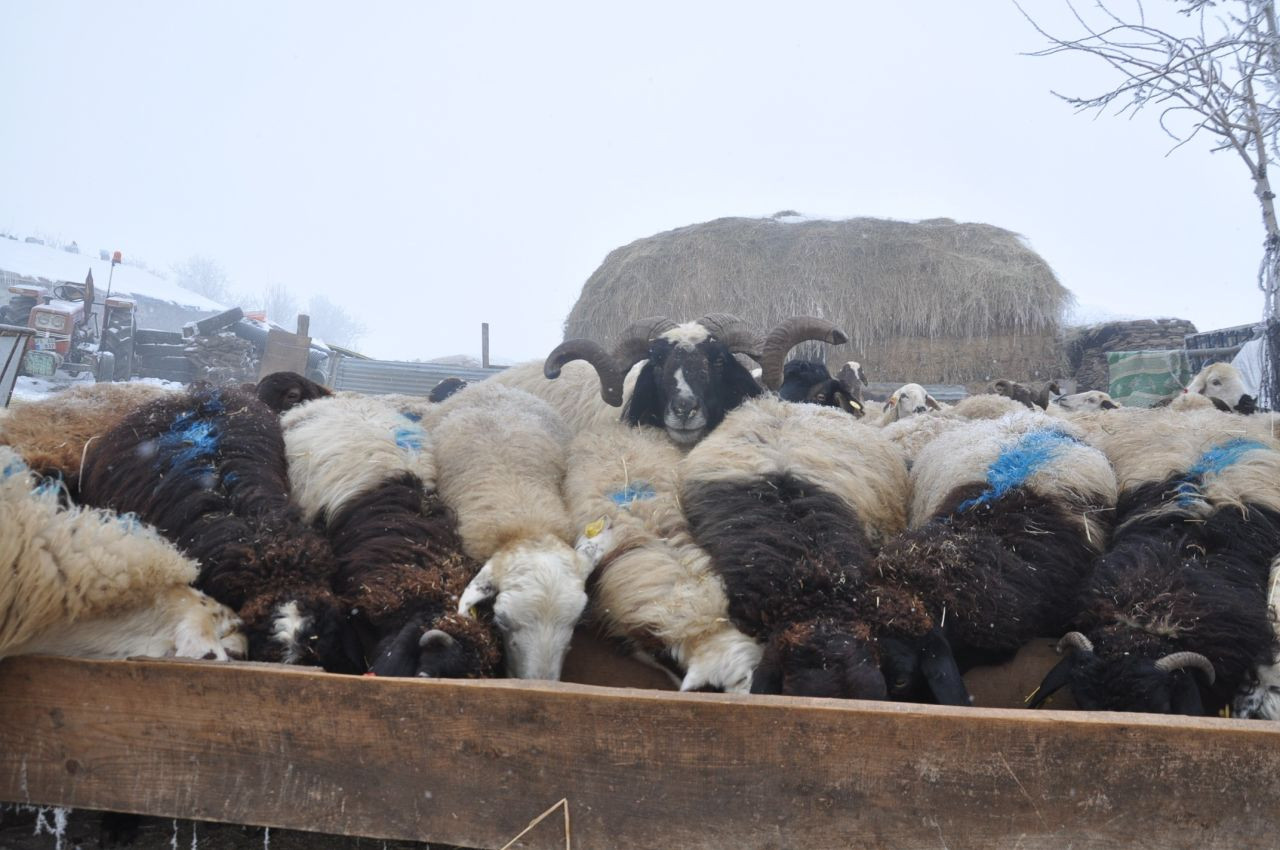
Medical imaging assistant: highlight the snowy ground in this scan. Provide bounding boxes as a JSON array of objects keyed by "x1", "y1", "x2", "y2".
[{"x1": 8, "y1": 374, "x2": 185, "y2": 406}]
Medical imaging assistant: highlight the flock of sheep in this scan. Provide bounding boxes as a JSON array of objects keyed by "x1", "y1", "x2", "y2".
[{"x1": 1, "y1": 312, "x2": 1278, "y2": 721}]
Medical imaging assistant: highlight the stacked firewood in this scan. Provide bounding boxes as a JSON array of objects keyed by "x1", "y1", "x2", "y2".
[
  {"x1": 186, "y1": 332, "x2": 258, "y2": 385},
  {"x1": 1066, "y1": 318, "x2": 1197, "y2": 391}
]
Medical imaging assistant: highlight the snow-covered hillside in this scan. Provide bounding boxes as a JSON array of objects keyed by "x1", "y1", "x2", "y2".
[{"x1": 0, "y1": 239, "x2": 224, "y2": 311}]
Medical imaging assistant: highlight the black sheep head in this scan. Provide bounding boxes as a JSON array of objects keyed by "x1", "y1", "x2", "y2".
[
  {"x1": 256, "y1": 371, "x2": 331, "y2": 413},
  {"x1": 751, "y1": 620, "x2": 888, "y2": 700},
  {"x1": 626, "y1": 328, "x2": 765, "y2": 445},
  {"x1": 879, "y1": 629, "x2": 972, "y2": 706},
  {"x1": 546, "y1": 314, "x2": 848, "y2": 446},
  {"x1": 368, "y1": 611, "x2": 502, "y2": 679},
  {"x1": 429, "y1": 377, "x2": 469, "y2": 403},
  {"x1": 778, "y1": 360, "x2": 864, "y2": 417},
  {"x1": 1028, "y1": 632, "x2": 1214, "y2": 715}
]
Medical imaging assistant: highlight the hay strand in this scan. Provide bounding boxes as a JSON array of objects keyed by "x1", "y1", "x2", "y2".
[{"x1": 498, "y1": 797, "x2": 571, "y2": 850}]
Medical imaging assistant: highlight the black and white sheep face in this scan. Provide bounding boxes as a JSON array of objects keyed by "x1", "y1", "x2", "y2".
[
  {"x1": 1233, "y1": 657, "x2": 1280, "y2": 719},
  {"x1": 459, "y1": 541, "x2": 590, "y2": 681},
  {"x1": 625, "y1": 324, "x2": 764, "y2": 446},
  {"x1": 778, "y1": 360, "x2": 864, "y2": 417},
  {"x1": 1052, "y1": 391, "x2": 1119, "y2": 412}
]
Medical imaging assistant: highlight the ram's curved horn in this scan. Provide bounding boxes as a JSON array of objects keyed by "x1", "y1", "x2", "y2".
[
  {"x1": 612, "y1": 316, "x2": 678, "y2": 376},
  {"x1": 1056, "y1": 632, "x2": 1094, "y2": 654},
  {"x1": 1154, "y1": 651, "x2": 1216, "y2": 684},
  {"x1": 544, "y1": 339, "x2": 627, "y2": 407},
  {"x1": 696, "y1": 313, "x2": 763, "y2": 359},
  {"x1": 757, "y1": 317, "x2": 850, "y2": 391}
]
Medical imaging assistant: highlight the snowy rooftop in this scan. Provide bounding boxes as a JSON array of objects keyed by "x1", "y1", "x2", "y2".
[{"x1": 0, "y1": 239, "x2": 224, "y2": 311}]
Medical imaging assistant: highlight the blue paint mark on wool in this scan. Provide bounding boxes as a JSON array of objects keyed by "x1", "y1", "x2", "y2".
[
  {"x1": 1, "y1": 458, "x2": 28, "y2": 479},
  {"x1": 394, "y1": 424, "x2": 426, "y2": 452},
  {"x1": 956, "y1": 429, "x2": 1080, "y2": 514},
  {"x1": 156, "y1": 406, "x2": 220, "y2": 480},
  {"x1": 610, "y1": 482, "x2": 657, "y2": 508},
  {"x1": 400, "y1": 410, "x2": 423, "y2": 423},
  {"x1": 1174, "y1": 438, "x2": 1269, "y2": 507}
]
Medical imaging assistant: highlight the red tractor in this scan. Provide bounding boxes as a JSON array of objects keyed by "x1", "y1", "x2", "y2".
[{"x1": 20, "y1": 265, "x2": 136, "y2": 382}]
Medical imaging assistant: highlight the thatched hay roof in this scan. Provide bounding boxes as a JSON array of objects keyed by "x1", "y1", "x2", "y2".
[{"x1": 564, "y1": 214, "x2": 1074, "y2": 383}]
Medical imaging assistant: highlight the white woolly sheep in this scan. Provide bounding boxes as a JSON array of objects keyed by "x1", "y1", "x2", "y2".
[
  {"x1": 430, "y1": 381, "x2": 592, "y2": 680},
  {"x1": 0, "y1": 446, "x2": 244, "y2": 661},
  {"x1": 563, "y1": 420, "x2": 762, "y2": 693}
]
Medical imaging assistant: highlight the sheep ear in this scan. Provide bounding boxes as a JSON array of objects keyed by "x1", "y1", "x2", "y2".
[
  {"x1": 919, "y1": 629, "x2": 971, "y2": 706},
  {"x1": 1100, "y1": 399, "x2": 1119, "y2": 410},
  {"x1": 925, "y1": 395, "x2": 941, "y2": 411},
  {"x1": 1026, "y1": 655, "x2": 1076, "y2": 709},
  {"x1": 1210, "y1": 396, "x2": 1232, "y2": 412},
  {"x1": 458, "y1": 563, "x2": 497, "y2": 617}
]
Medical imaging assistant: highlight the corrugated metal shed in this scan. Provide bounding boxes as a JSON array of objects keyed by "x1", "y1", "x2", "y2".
[{"x1": 330, "y1": 356, "x2": 507, "y2": 395}]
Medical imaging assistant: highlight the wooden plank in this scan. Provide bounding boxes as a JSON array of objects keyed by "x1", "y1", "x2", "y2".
[
  {"x1": 257, "y1": 328, "x2": 312, "y2": 380},
  {"x1": 0, "y1": 656, "x2": 1276, "y2": 850}
]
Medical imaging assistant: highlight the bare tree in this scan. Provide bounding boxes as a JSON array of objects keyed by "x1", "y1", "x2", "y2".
[
  {"x1": 307, "y1": 294, "x2": 366, "y2": 348},
  {"x1": 171, "y1": 255, "x2": 232, "y2": 304},
  {"x1": 1018, "y1": 1, "x2": 1280, "y2": 318},
  {"x1": 261, "y1": 283, "x2": 300, "y2": 326}
]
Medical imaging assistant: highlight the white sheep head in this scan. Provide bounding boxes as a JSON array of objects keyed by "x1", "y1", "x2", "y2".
[
  {"x1": 1186, "y1": 362, "x2": 1253, "y2": 412},
  {"x1": 1053, "y1": 391, "x2": 1119, "y2": 412},
  {"x1": 457, "y1": 534, "x2": 591, "y2": 680},
  {"x1": 884, "y1": 383, "x2": 940, "y2": 421}
]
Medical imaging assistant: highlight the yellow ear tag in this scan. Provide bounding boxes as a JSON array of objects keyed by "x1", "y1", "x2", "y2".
[
  {"x1": 464, "y1": 606, "x2": 477, "y2": 620},
  {"x1": 1219, "y1": 705, "x2": 1232, "y2": 719},
  {"x1": 585, "y1": 517, "x2": 607, "y2": 539},
  {"x1": 849, "y1": 400, "x2": 863, "y2": 411},
  {"x1": 1023, "y1": 686, "x2": 1041, "y2": 705}
]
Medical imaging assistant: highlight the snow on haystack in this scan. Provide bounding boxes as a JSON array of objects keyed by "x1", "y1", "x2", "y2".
[{"x1": 0, "y1": 239, "x2": 224, "y2": 311}]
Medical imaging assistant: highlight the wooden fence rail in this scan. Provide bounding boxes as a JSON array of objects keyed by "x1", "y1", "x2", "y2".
[{"x1": 1, "y1": 656, "x2": 1277, "y2": 849}]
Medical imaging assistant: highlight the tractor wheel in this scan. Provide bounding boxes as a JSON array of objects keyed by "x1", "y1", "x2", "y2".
[{"x1": 94, "y1": 352, "x2": 116, "y2": 383}]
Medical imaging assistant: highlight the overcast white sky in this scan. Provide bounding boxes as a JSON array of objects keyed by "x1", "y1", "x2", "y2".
[{"x1": 0, "y1": 2, "x2": 1267, "y2": 361}]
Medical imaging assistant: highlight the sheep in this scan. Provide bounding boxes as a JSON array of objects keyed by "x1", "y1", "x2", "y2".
[
  {"x1": 545, "y1": 314, "x2": 847, "y2": 446},
  {"x1": 989, "y1": 379, "x2": 1061, "y2": 410},
  {"x1": 0, "y1": 382, "x2": 175, "y2": 486},
  {"x1": 278, "y1": 394, "x2": 501, "y2": 678},
  {"x1": 0, "y1": 446, "x2": 245, "y2": 661},
  {"x1": 1234, "y1": 554, "x2": 1280, "y2": 719},
  {"x1": 679, "y1": 396, "x2": 970, "y2": 704},
  {"x1": 1050, "y1": 390, "x2": 1119, "y2": 413},
  {"x1": 873, "y1": 383, "x2": 942, "y2": 425},
  {"x1": 488, "y1": 359, "x2": 632, "y2": 433},
  {"x1": 872, "y1": 414, "x2": 1117, "y2": 672},
  {"x1": 427, "y1": 380, "x2": 591, "y2": 680},
  {"x1": 77, "y1": 384, "x2": 364, "y2": 672},
  {"x1": 1029, "y1": 407, "x2": 1280, "y2": 715},
  {"x1": 1185, "y1": 361, "x2": 1258, "y2": 414},
  {"x1": 948, "y1": 393, "x2": 1027, "y2": 421},
  {"x1": 254, "y1": 371, "x2": 332, "y2": 413},
  {"x1": 777, "y1": 360, "x2": 864, "y2": 417},
  {"x1": 563, "y1": 420, "x2": 762, "y2": 693}
]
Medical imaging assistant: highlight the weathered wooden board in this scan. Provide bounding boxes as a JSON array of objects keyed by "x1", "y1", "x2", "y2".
[
  {"x1": 0, "y1": 655, "x2": 1275, "y2": 850},
  {"x1": 257, "y1": 328, "x2": 311, "y2": 380}
]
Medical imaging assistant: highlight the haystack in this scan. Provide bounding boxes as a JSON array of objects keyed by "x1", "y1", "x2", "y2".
[{"x1": 564, "y1": 214, "x2": 1073, "y2": 384}]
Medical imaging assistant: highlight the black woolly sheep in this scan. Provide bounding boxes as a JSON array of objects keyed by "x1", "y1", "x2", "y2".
[
  {"x1": 77, "y1": 384, "x2": 363, "y2": 673},
  {"x1": 1031, "y1": 408, "x2": 1280, "y2": 715},
  {"x1": 873, "y1": 415, "x2": 1117, "y2": 671},
  {"x1": 679, "y1": 397, "x2": 970, "y2": 705},
  {"x1": 279, "y1": 394, "x2": 502, "y2": 679}
]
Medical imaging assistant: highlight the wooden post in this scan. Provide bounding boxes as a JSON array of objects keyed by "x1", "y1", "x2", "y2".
[
  {"x1": 296, "y1": 313, "x2": 310, "y2": 338},
  {"x1": 482, "y1": 322, "x2": 490, "y2": 368}
]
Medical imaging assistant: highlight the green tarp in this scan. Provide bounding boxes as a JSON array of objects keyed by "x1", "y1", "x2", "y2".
[{"x1": 1106, "y1": 349, "x2": 1191, "y2": 407}]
